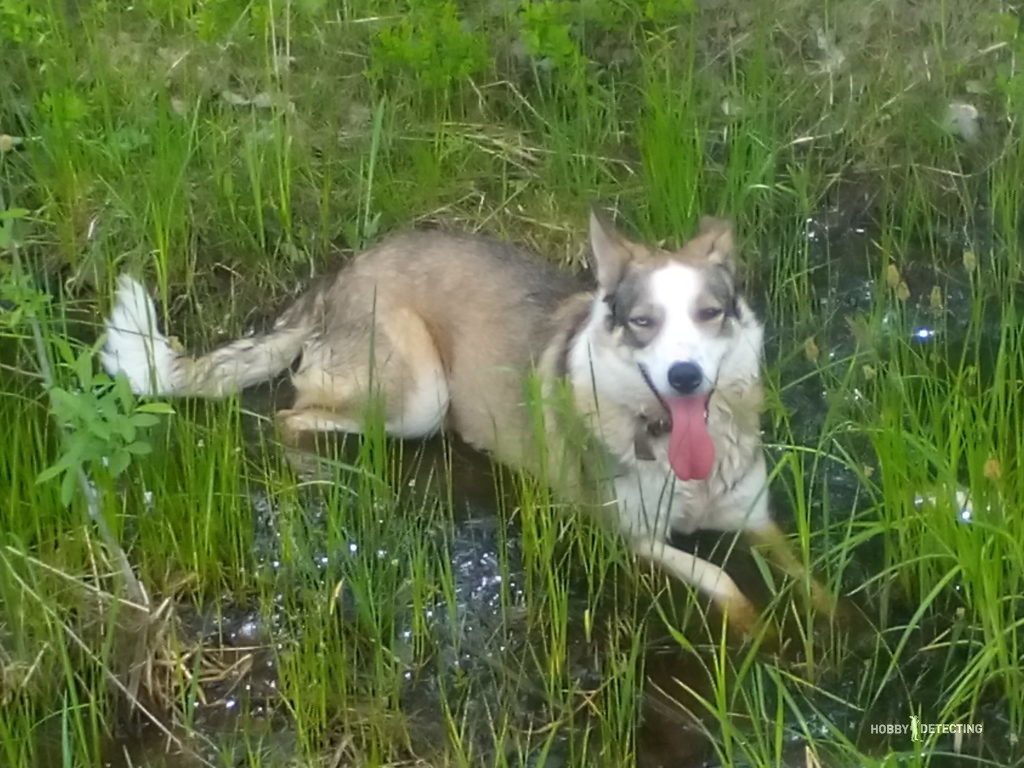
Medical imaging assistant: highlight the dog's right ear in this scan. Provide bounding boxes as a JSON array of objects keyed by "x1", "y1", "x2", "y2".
[{"x1": 589, "y1": 209, "x2": 633, "y2": 293}]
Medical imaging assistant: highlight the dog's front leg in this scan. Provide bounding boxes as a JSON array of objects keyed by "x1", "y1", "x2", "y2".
[
  {"x1": 631, "y1": 537, "x2": 760, "y2": 635},
  {"x1": 745, "y1": 523, "x2": 837, "y2": 617}
]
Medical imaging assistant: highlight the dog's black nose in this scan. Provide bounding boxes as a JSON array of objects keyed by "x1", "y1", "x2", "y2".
[{"x1": 667, "y1": 362, "x2": 703, "y2": 395}]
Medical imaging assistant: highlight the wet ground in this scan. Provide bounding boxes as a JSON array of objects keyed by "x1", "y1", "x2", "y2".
[{"x1": 75, "y1": 200, "x2": 1017, "y2": 768}]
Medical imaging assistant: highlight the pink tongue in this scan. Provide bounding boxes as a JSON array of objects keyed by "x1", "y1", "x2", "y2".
[{"x1": 667, "y1": 397, "x2": 715, "y2": 481}]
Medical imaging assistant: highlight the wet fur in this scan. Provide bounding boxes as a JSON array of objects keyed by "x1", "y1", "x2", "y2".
[{"x1": 102, "y1": 214, "x2": 835, "y2": 633}]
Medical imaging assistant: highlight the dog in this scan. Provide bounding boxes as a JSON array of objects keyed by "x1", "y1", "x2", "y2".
[{"x1": 101, "y1": 212, "x2": 835, "y2": 633}]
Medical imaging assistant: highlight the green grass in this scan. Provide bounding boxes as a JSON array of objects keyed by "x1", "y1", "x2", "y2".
[{"x1": 2, "y1": 1, "x2": 1023, "y2": 766}]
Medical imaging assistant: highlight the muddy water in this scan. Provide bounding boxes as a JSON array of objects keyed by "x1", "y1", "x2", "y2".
[{"x1": 101, "y1": 209, "x2": 1012, "y2": 768}]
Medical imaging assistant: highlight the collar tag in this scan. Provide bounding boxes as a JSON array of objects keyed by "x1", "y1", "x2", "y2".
[
  {"x1": 634, "y1": 432, "x2": 655, "y2": 461},
  {"x1": 634, "y1": 416, "x2": 670, "y2": 461}
]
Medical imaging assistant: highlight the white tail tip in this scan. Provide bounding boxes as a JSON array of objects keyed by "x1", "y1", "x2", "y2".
[{"x1": 101, "y1": 275, "x2": 178, "y2": 396}]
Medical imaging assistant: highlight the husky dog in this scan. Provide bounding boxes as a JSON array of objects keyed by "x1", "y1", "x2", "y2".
[{"x1": 102, "y1": 213, "x2": 834, "y2": 632}]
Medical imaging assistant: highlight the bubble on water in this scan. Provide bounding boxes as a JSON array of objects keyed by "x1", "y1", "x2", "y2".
[
  {"x1": 914, "y1": 488, "x2": 975, "y2": 525},
  {"x1": 232, "y1": 617, "x2": 262, "y2": 644},
  {"x1": 955, "y1": 490, "x2": 974, "y2": 524}
]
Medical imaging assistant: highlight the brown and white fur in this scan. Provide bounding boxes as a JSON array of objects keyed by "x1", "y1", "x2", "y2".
[{"x1": 102, "y1": 213, "x2": 834, "y2": 632}]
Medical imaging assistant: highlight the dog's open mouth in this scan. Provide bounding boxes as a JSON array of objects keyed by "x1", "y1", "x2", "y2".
[{"x1": 665, "y1": 396, "x2": 714, "y2": 481}]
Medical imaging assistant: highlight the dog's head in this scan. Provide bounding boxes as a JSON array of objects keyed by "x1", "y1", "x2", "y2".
[{"x1": 587, "y1": 211, "x2": 761, "y2": 481}]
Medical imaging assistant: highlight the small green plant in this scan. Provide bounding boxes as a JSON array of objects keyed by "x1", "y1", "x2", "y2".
[
  {"x1": 36, "y1": 340, "x2": 174, "y2": 506},
  {"x1": 0, "y1": 0, "x2": 46, "y2": 43},
  {"x1": 369, "y1": 2, "x2": 490, "y2": 94},
  {"x1": 519, "y1": 1, "x2": 584, "y2": 71}
]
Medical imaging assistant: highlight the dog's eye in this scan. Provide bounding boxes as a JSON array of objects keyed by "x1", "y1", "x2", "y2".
[
  {"x1": 629, "y1": 316, "x2": 654, "y2": 328},
  {"x1": 698, "y1": 307, "x2": 723, "y2": 322}
]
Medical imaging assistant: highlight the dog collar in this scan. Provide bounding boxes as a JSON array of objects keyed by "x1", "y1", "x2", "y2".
[{"x1": 634, "y1": 363, "x2": 672, "y2": 461}]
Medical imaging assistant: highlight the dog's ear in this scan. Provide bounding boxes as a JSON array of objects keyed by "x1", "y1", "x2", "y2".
[
  {"x1": 589, "y1": 209, "x2": 634, "y2": 292},
  {"x1": 698, "y1": 216, "x2": 742, "y2": 317},
  {"x1": 698, "y1": 216, "x2": 737, "y2": 276}
]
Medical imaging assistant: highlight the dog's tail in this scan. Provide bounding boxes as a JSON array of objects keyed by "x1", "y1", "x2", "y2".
[{"x1": 101, "y1": 275, "x2": 311, "y2": 398}]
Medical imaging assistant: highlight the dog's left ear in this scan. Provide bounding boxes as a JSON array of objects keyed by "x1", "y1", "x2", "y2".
[
  {"x1": 698, "y1": 216, "x2": 737, "y2": 276},
  {"x1": 589, "y1": 209, "x2": 634, "y2": 292}
]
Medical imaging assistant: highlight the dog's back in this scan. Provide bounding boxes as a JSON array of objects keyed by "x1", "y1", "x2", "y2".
[{"x1": 289, "y1": 231, "x2": 586, "y2": 462}]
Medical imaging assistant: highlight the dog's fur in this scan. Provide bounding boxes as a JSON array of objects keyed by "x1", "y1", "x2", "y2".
[{"x1": 102, "y1": 213, "x2": 834, "y2": 631}]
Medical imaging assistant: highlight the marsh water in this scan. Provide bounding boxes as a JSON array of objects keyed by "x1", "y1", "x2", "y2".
[{"x1": 75, "y1": 202, "x2": 1014, "y2": 768}]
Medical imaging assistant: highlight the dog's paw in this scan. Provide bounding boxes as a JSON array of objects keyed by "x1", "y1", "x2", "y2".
[{"x1": 274, "y1": 409, "x2": 307, "y2": 445}]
